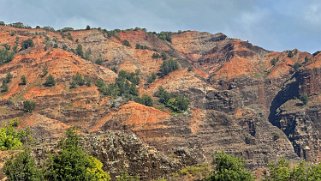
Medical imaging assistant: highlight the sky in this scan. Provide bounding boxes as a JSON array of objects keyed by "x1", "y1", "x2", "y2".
[{"x1": 0, "y1": 0, "x2": 320, "y2": 53}]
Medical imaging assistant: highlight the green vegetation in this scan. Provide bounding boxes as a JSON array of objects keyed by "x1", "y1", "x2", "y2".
[
  {"x1": 206, "y1": 152, "x2": 254, "y2": 181},
  {"x1": 293, "y1": 62, "x2": 302, "y2": 71},
  {"x1": 157, "y1": 32, "x2": 172, "y2": 42},
  {"x1": 76, "y1": 44, "x2": 84, "y2": 58},
  {"x1": 19, "y1": 75, "x2": 27, "y2": 85},
  {"x1": 95, "y1": 57, "x2": 104, "y2": 65},
  {"x1": 23, "y1": 100, "x2": 36, "y2": 113},
  {"x1": 1, "y1": 73, "x2": 13, "y2": 92},
  {"x1": 70, "y1": 73, "x2": 91, "y2": 88},
  {"x1": 43, "y1": 74, "x2": 56, "y2": 87},
  {"x1": 134, "y1": 94, "x2": 153, "y2": 106},
  {"x1": 96, "y1": 70, "x2": 139, "y2": 98},
  {"x1": 86, "y1": 25, "x2": 91, "y2": 30},
  {"x1": 0, "y1": 122, "x2": 27, "y2": 150},
  {"x1": 299, "y1": 95, "x2": 308, "y2": 105},
  {"x1": 21, "y1": 39, "x2": 34, "y2": 50},
  {"x1": 0, "y1": 44, "x2": 15, "y2": 65},
  {"x1": 171, "y1": 164, "x2": 211, "y2": 180},
  {"x1": 135, "y1": 44, "x2": 148, "y2": 50},
  {"x1": 45, "y1": 128, "x2": 111, "y2": 180},
  {"x1": 159, "y1": 59, "x2": 179, "y2": 77},
  {"x1": 116, "y1": 172, "x2": 140, "y2": 181},
  {"x1": 271, "y1": 58, "x2": 279, "y2": 66},
  {"x1": 147, "y1": 73, "x2": 157, "y2": 84},
  {"x1": 122, "y1": 40, "x2": 131, "y2": 47},
  {"x1": 152, "y1": 53, "x2": 161, "y2": 59},
  {"x1": 3, "y1": 149, "x2": 43, "y2": 180},
  {"x1": 154, "y1": 87, "x2": 189, "y2": 112},
  {"x1": 0, "y1": 21, "x2": 5, "y2": 26}
]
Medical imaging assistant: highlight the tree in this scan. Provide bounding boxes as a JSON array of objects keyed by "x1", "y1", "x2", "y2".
[
  {"x1": 154, "y1": 87, "x2": 189, "y2": 112},
  {"x1": 43, "y1": 75, "x2": 56, "y2": 87},
  {"x1": 3, "y1": 149, "x2": 43, "y2": 181},
  {"x1": 207, "y1": 152, "x2": 254, "y2": 181},
  {"x1": 21, "y1": 39, "x2": 34, "y2": 50},
  {"x1": 299, "y1": 95, "x2": 308, "y2": 105},
  {"x1": 270, "y1": 58, "x2": 279, "y2": 66},
  {"x1": 45, "y1": 128, "x2": 111, "y2": 181},
  {"x1": 293, "y1": 62, "x2": 301, "y2": 71},
  {"x1": 23, "y1": 100, "x2": 36, "y2": 113},
  {"x1": 86, "y1": 25, "x2": 91, "y2": 30},
  {"x1": 20, "y1": 75, "x2": 27, "y2": 85},
  {"x1": 159, "y1": 59, "x2": 179, "y2": 77}
]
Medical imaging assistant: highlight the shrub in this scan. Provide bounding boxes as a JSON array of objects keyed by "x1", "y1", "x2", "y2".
[
  {"x1": 86, "y1": 25, "x2": 91, "y2": 30},
  {"x1": 154, "y1": 87, "x2": 189, "y2": 112},
  {"x1": 118, "y1": 70, "x2": 140, "y2": 85},
  {"x1": 0, "y1": 82, "x2": 8, "y2": 92},
  {"x1": 116, "y1": 172, "x2": 139, "y2": 181},
  {"x1": 70, "y1": 73, "x2": 91, "y2": 88},
  {"x1": 0, "y1": 123, "x2": 26, "y2": 150},
  {"x1": 147, "y1": 73, "x2": 157, "y2": 84},
  {"x1": 135, "y1": 44, "x2": 148, "y2": 50},
  {"x1": 0, "y1": 46, "x2": 15, "y2": 64},
  {"x1": 161, "y1": 52, "x2": 167, "y2": 60},
  {"x1": 45, "y1": 129, "x2": 111, "y2": 180},
  {"x1": 122, "y1": 40, "x2": 131, "y2": 47},
  {"x1": 135, "y1": 94, "x2": 153, "y2": 106},
  {"x1": 3, "y1": 73, "x2": 13, "y2": 84},
  {"x1": 299, "y1": 95, "x2": 308, "y2": 105},
  {"x1": 206, "y1": 152, "x2": 254, "y2": 181},
  {"x1": 270, "y1": 58, "x2": 279, "y2": 66},
  {"x1": 293, "y1": 62, "x2": 301, "y2": 71},
  {"x1": 159, "y1": 59, "x2": 179, "y2": 77},
  {"x1": 152, "y1": 53, "x2": 161, "y2": 59},
  {"x1": 43, "y1": 75, "x2": 56, "y2": 87},
  {"x1": 23, "y1": 100, "x2": 36, "y2": 113},
  {"x1": 157, "y1": 32, "x2": 172, "y2": 42},
  {"x1": 19, "y1": 75, "x2": 27, "y2": 85},
  {"x1": 0, "y1": 21, "x2": 5, "y2": 26},
  {"x1": 76, "y1": 44, "x2": 84, "y2": 58},
  {"x1": 95, "y1": 58, "x2": 103, "y2": 65},
  {"x1": 21, "y1": 39, "x2": 34, "y2": 50},
  {"x1": 3, "y1": 149, "x2": 43, "y2": 180}
]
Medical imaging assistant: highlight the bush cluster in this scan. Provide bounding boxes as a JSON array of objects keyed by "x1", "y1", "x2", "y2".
[
  {"x1": 154, "y1": 87, "x2": 189, "y2": 112},
  {"x1": 159, "y1": 59, "x2": 179, "y2": 77},
  {"x1": 70, "y1": 73, "x2": 91, "y2": 88}
]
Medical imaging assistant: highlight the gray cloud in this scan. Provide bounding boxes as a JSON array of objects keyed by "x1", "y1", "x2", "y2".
[{"x1": 0, "y1": 0, "x2": 320, "y2": 52}]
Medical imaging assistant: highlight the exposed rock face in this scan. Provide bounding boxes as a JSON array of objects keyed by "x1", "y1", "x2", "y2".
[{"x1": 0, "y1": 25, "x2": 321, "y2": 180}]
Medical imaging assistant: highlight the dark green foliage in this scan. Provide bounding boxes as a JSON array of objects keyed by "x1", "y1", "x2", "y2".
[
  {"x1": 3, "y1": 150, "x2": 43, "y2": 181},
  {"x1": 4, "y1": 73, "x2": 13, "y2": 84},
  {"x1": 86, "y1": 25, "x2": 91, "y2": 30},
  {"x1": 43, "y1": 75, "x2": 56, "y2": 87},
  {"x1": 118, "y1": 70, "x2": 140, "y2": 85},
  {"x1": 0, "y1": 21, "x2": 5, "y2": 26},
  {"x1": 293, "y1": 62, "x2": 301, "y2": 71},
  {"x1": 21, "y1": 39, "x2": 34, "y2": 50},
  {"x1": 20, "y1": 75, "x2": 27, "y2": 85},
  {"x1": 96, "y1": 71, "x2": 139, "y2": 98},
  {"x1": 70, "y1": 73, "x2": 91, "y2": 88},
  {"x1": 45, "y1": 128, "x2": 111, "y2": 181},
  {"x1": 95, "y1": 58, "x2": 103, "y2": 65},
  {"x1": 154, "y1": 87, "x2": 189, "y2": 112},
  {"x1": 135, "y1": 44, "x2": 148, "y2": 50},
  {"x1": 299, "y1": 95, "x2": 308, "y2": 105},
  {"x1": 76, "y1": 44, "x2": 84, "y2": 58},
  {"x1": 287, "y1": 51, "x2": 293, "y2": 58},
  {"x1": 0, "y1": 46, "x2": 15, "y2": 64},
  {"x1": 84, "y1": 48, "x2": 92, "y2": 60},
  {"x1": 23, "y1": 100, "x2": 36, "y2": 113},
  {"x1": 159, "y1": 59, "x2": 179, "y2": 77},
  {"x1": 1, "y1": 82, "x2": 8, "y2": 92},
  {"x1": 134, "y1": 94, "x2": 153, "y2": 106},
  {"x1": 161, "y1": 52, "x2": 167, "y2": 60},
  {"x1": 270, "y1": 58, "x2": 279, "y2": 66},
  {"x1": 206, "y1": 152, "x2": 254, "y2": 181},
  {"x1": 157, "y1": 32, "x2": 172, "y2": 42},
  {"x1": 152, "y1": 53, "x2": 161, "y2": 59},
  {"x1": 147, "y1": 73, "x2": 157, "y2": 84},
  {"x1": 122, "y1": 40, "x2": 131, "y2": 47},
  {"x1": 304, "y1": 57, "x2": 309, "y2": 64}
]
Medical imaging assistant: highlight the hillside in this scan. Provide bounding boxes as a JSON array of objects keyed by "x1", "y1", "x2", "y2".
[{"x1": 1, "y1": 24, "x2": 321, "y2": 180}]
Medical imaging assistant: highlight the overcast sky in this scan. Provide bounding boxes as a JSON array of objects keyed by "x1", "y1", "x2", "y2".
[{"x1": 0, "y1": 0, "x2": 320, "y2": 53}]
